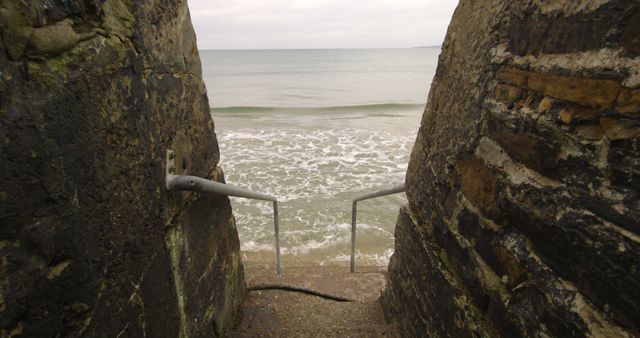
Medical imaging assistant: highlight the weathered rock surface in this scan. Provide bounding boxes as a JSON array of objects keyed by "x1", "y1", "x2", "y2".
[
  {"x1": 0, "y1": 0, "x2": 243, "y2": 336},
  {"x1": 382, "y1": 0, "x2": 640, "y2": 337}
]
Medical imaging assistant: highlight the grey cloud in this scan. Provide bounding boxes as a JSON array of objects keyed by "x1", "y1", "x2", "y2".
[{"x1": 187, "y1": 0, "x2": 458, "y2": 49}]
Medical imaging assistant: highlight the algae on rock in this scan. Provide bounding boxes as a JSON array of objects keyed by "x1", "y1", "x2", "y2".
[{"x1": 0, "y1": 0, "x2": 244, "y2": 336}]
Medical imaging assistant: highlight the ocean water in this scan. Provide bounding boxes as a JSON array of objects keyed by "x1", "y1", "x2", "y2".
[{"x1": 201, "y1": 48, "x2": 439, "y2": 268}]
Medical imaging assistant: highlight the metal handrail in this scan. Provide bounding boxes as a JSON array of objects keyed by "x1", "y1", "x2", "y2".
[
  {"x1": 165, "y1": 150, "x2": 281, "y2": 274},
  {"x1": 351, "y1": 183, "x2": 405, "y2": 272}
]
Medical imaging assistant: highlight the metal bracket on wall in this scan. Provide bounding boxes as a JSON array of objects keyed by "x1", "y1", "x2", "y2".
[{"x1": 165, "y1": 149, "x2": 282, "y2": 275}]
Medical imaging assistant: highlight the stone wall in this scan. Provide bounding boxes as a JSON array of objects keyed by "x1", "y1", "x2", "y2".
[
  {"x1": 382, "y1": 0, "x2": 639, "y2": 337},
  {"x1": 0, "y1": 0, "x2": 244, "y2": 336}
]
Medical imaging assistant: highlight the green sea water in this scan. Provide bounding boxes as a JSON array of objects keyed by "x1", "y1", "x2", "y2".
[{"x1": 201, "y1": 48, "x2": 439, "y2": 268}]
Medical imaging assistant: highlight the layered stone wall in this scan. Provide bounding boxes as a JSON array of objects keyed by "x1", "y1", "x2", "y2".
[
  {"x1": 0, "y1": 0, "x2": 243, "y2": 336},
  {"x1": 382, "y1": 0, "x2": 639, "y2": 337}
]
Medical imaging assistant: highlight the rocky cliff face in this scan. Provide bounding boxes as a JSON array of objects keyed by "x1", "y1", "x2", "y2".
[
  {"x1": 382, "y1": 0, "x2": 639, "y2": 337},
  {"x1": 0, "y1": 1, "x2": 243, "y2": 336}
]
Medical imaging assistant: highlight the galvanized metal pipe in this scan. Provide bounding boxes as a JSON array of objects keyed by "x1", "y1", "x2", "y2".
[
  {"x1": 166, "y1": 175, "x2": 277, "y2": 202},
  {"x1": 166, "y1": 173, "x2": 282, "y2": 274},
  {"x1": 273, "y1": 201, "x2": 281, "y2": 275},
  {"x1": 350, "y1": 183, "x2": 405, "y2": 272},
  {"x1": 351, "y1": 201, "x2": 357, "y2": 273}
]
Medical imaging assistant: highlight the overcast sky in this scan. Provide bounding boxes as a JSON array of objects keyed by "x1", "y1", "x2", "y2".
[{"x1": 187, "y1": 0, "x2": 459, "y2": 50}]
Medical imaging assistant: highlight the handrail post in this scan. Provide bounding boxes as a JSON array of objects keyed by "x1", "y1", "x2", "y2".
[
  {"x1": 274, "y1": 201, "x2": 281, "y2": 275},
  {"x1": 351, "y1": 201, "x2": 357, "y2": 273},
  {"x1": 166, "y1": 150, "x2": 282, "y2": 275},
  {"x1": 350, "y1": 183, "x2": 405, "y2": 273}
]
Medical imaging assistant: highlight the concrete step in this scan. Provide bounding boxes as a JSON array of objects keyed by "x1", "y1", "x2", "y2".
[{"x1": 227, "y1": 266, "x2": 399, "y2": 337}]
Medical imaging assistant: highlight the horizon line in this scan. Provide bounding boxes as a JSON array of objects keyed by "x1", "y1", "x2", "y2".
[{"x1": 197, "y1": 46, "x2": 442, "y2": 51}]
